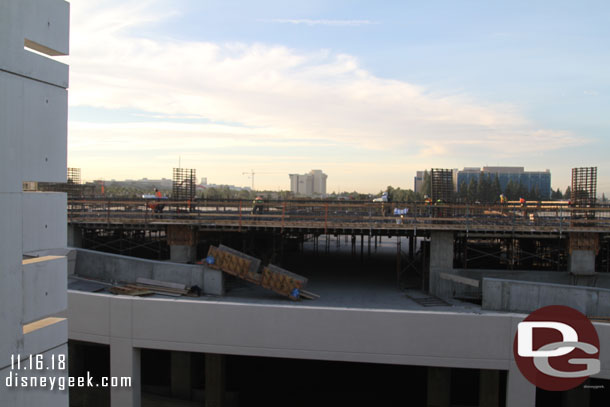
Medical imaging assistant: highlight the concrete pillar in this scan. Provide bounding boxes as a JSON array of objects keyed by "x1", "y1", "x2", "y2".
[
  {"x1": 110, "y1": 339, "x2": 141, "y2": 407},
  {"x1": 205, "y1": 353, "x2": 225, "y2": 407},
  {"x1": 561, "y1": 385, "x2": 590, "y2": 407},
  {"x1": 429, "y1": 231, "x2": 454, "y2": 298},
  {"x1": 170, "y1": 244, "x2": 197, "y2": 263},
  {"x1": 479, "y1": 369, "x2": 500, "y2": 407},
  {"x1": 67, "y1": 224, "x2": 82, "y2": 247},
  {"x1": 171, "y1": 351, "x2": 192, "y2": 400},
  {"x1": 506, "y1": 364, "x2": 535, "y2": 407},
  {"x1": 568, "y1": 250, "x2": 596, "y2": 275},
  {"x1": 427, "y1": 367, "x2": 450, "y2": 407},
  {"x1": 167, "y1": 225, "x2": 197, "y2": 263}
]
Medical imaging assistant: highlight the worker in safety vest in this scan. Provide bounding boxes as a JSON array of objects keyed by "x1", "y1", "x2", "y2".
[
  {"x1": 154, "y1": 188, "x2": 162, "y2": 198},
  {"x1": 253, "y1": 196, "x2": 264, "y2": 214},
  {"x1": 500, "y1": 194, "x2": 507, "y2": 204}
]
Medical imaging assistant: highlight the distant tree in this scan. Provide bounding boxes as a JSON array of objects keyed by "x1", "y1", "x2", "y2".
[
  {"x1": 529, "y1": 186, "x2": 541, "y2": 201},
  {"x1": 467, "y1": 178, "x2": 478, "y2": 202},
  {"x1": 551, "y1": 188, "x2": 563, "y2": 200},
  {"x1": 421, "y1": 171, "x2": 431, "y2": 197},
  {"x1": 564, "y1": 186, "x2": 572, "y2": 200},
  {"x1": 504, "y1": 180, "x2": 516, "y2": 200},
  {"x1": 602, "y1": 193, "x2": 607, "y2": 203},
  {"x1": 491, "y1": 175, "x2": 502, "y2": 202},
  {"x1": 458, "y1": 181, "x2": 468, "y2": 202}
]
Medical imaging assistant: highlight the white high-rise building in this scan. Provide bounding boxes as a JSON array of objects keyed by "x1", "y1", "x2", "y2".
[
  {"x1": 1, "y1": 1, "x2": 69, "y2": 406},
  {"x1": 289, "y1": 169, "x2": 327, "y2": 196}
]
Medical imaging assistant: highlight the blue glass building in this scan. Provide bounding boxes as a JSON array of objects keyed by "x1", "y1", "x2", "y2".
[{"x1": 455, "y1": 167, "x2": 551, "y2": 199}]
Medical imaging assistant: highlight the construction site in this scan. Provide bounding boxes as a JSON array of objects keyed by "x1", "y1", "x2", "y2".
[{"x1": 51, "y1": 166, "x2": 610, "y2": 406}]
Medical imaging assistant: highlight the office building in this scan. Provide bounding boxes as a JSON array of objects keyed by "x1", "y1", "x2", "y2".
[{"x1": 455, "y1": 166, "x2": 551, "y2": 198}]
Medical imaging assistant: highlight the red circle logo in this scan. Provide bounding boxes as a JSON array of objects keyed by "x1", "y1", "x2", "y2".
[{"x1": 513, "y1": 305, "x2": 600, "y2": 391}]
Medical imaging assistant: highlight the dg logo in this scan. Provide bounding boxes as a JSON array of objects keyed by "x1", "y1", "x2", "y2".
[{"x1": 513, "y1": 305, "x2": 601, "y2": 391}]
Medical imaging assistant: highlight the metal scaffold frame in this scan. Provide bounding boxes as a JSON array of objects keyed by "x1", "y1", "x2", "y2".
[
  {"x1": 571, "y1": 167, "x2": 597, "y2": 206},
  {"x1": 430, "y1": 168, "x2": 454, "y2": 203},
  {"x1": 172, "y1": 168, "x2": 196, "y2": 200}
]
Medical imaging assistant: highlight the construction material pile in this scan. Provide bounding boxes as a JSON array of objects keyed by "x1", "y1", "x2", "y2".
[{"x1": 206, "y1": 245, "x2": 317, "y2": 301}]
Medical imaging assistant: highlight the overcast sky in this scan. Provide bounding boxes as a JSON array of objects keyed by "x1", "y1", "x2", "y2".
[{"x1": 64, "y1": 0, "x2": 610, "y2": 195}]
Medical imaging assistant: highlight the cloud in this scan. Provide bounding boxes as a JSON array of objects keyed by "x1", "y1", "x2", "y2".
[
  {"x1": 66, "y1": 0, "x2": 585, "y2": 184},
  {"x1": 264, "y1": 19, "x2": 376, "y2": 27}
]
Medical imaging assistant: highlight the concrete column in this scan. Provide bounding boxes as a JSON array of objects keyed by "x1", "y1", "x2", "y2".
[
  {"x1": 561, "y1": 385, "x2": 590, "y2": 407},
  {"x1": 479, "y1": 369, "x2": 500, "y2": 407},
  {"x1": 429, "y1": 231, "x2": 454, "y2": 298},
  {"x1": 167, "y1": 225, "x2": 197, "y2": 263},
  {"x1": 67, "y1": 224, "x2": 82, "y2": 247},
  {"x1": 171, "y1": 351, "x2": 192, "y2": 400},
  {"x1": 110, "y1": 338, "x2": 141, "y2": 407},
  {"x1": 170, "y1": 244, "x2": 197, "y2": 263},
  {"x1": 506, "y1": 364, "x2": 535, "y2": 407},
  {"x1": 568, "y1": 250, "x2": 596, "y2": 275},
  {"x1": 205, "y1": 353, "x2": 225, "y2": 407},
  {"x1": 427, "y1": 367, "x2": 451, "y2": 407}
]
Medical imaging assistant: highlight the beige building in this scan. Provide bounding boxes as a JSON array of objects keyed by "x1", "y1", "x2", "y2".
[{"x1": 289, "y1": 169, "x2": 327, "y2": 196}]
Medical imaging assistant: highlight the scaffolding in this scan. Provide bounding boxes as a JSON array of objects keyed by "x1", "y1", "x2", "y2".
[
  {"x1": 172, "y1": 168, "x2": 196, "y2": 200},
  {"x1": 39, "y1": 167, "x2": 84, "y2": 198},
  {"x1": 571, "y1": 167, "x2": 597, "y2": 206},
  {"x1": 430, "y1": 168, "x2": 454, "y2": 203},
  {"x1": 67, "y1": 167, "x2": 81, "y2": 185},
  {"x1": 571, "y1": 167, "x2": 597, "y2": 219}
]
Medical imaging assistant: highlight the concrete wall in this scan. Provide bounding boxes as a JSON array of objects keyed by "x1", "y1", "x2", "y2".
[
  {"x1": 482, "y1": 278, "x2": 610, "y2": 316},
  {"x1": 73, "y1": 248, "x2": 224, "y2": 295},
  {"x1": 442, "y1": 268, "x2": 610, "y2": 300},
  {"x1": 0, "y1": 1, "x2": 69, "y2": 405},
  {"x1": 66, "y1": 290, "x2": 610, "y2": 407}
]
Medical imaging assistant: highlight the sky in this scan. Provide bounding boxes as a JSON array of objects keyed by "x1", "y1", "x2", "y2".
[{"x1": 62, "y1": 0, "x2": 610, "y2": 195}]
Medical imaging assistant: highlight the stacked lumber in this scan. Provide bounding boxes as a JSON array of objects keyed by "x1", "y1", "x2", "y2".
[
  {"x1": 109, "y1": 278, "x2": 192, "y2": 297},
  {"x1": 108, "y1": 286, "x2": 154, "y2": 296}
]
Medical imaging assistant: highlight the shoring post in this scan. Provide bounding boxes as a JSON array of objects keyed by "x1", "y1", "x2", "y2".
[
  {"x1": 281, "y1": 201, "x2": 286, "y2": 232},
  {"x1": 106, "y1": 200, "x2": 111, "y2": 224},
  {"x1": 324, "y1": 203, "x2": 328, "y2": 235},
  {"x1": 239, "y1": 200, "x2": 242, "y2": 232}
]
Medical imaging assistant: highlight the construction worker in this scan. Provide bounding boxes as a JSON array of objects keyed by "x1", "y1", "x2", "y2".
[
  {"x1": 252, "y1": 196, "x2": 264, "y2": 214},
  {"x1": 154, "y1": 188, "x2": 162, "y2": 198},
  {"x1": 500, "y1": 193, "x2": 507, "y2": 205}
]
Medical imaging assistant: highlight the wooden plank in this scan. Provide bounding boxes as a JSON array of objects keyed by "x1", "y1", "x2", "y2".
[
  {"x1": 109, "y1": 286, "x2": 155, "y2": 296},
  {"x1": 136, "y1": 277, "x2": 186, "y2": 290},
  {"x1": 299, "y1": 290, "x2": 320, "y2": 300},
  {"x1": 126, "y1": 284, "x2": 187, "y2": 296}
]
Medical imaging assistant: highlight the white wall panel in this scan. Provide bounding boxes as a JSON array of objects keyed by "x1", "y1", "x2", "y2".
[
  {"x1": 22, "y1": 192, "x2": 66, "y2": 253},
  {"x1": 22, "y1": 256, "x2": 67, "y2": 324},
  {"x1": 21, "y1": 81, "x2": 67, "y2": 183}
]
